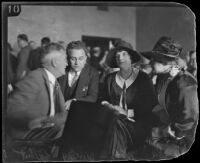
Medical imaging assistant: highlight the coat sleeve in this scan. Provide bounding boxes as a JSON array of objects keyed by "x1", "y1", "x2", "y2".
[{"x1": 171, "y1": 84, "x2": 199, "y2": 138}]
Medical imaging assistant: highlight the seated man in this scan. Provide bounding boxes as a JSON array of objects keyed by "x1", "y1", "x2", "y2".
[
  {"x1": 6, "y1": 43, "x2": 68, "y2": 161},
  {"x1": 58, "y1": 41, "x2": 99, "y2": 109}
]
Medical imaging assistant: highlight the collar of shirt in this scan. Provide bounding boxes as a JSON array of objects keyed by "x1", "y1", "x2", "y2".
[
  {"x1": 115, "y1": 68, "x2": 139, "y2": 89},
  {"x1": 69, "y1": 70, "x2": 81, "y2": 77},
  {"x1": 44, "y1": 68, "x2": 56, "y2": 86},
  {"x1": 68, "y1": 70, "x2": 81, "y2": 87}
]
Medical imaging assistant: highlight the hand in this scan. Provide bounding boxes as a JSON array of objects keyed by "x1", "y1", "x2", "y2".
[
  {"x1": 101, "y1": 101, "x2": 119, "y2": 111},
  {"x1": 101, "y1": 101, "x2": 114, "y2": 109},
  {"x1": 7, "y1": 84, "x2": 13, "y2": 94},
  {"x1": 28, "y1": 117, "x2": 47, "y2": 129},
  {"x1": 113, "y1": 105, "x2": 127, "y2": 116},
  {"x1": 64, "y1": 98, "x2": 77, "y2": 111}
]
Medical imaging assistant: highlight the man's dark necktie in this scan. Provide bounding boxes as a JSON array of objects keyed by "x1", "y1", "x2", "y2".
[
  {"x1": 54, "y1": 80, "x2": 60, "y2": 113},
  {"x1": 122, "y1": 82, "x2": 127, "y2": 110}
]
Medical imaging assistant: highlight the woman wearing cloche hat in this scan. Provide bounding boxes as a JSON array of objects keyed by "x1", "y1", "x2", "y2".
[
  {"x1": 100, "y1": 40, "x2": 159, "y2": 159},
  {"x1": 141, "y1": 36, "x2": 198, "y2": 158}
]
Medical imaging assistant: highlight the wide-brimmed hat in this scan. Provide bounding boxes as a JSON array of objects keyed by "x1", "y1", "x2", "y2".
[
  {"x1": 141, "y1": 36, "x2": 182, "y2": 63},
  {"x1": 106, "y1": 40, "x2": 141, "y2": 68}
]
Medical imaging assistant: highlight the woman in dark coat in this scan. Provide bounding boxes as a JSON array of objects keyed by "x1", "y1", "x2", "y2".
[
  {"x1": 100, "y1": 40, "x2": 158, "y2": 159},
  {"x1": 141, "y1": 36, "x2": 199, "y2": 158}
]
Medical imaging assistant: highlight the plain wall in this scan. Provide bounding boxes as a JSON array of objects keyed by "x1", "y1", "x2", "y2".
[
  {"x1": 136, "y1": 6, "x2": 196, "y2": 55},
  {"x1": 8, "y1": 5, "x2": 136, "y2": 51}
]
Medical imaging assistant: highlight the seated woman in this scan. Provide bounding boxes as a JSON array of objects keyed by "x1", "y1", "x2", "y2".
[
  {"x1": 100, "y1": 40, "x2": 159, "y2": 159},
  {"x1": 141, "y1": 37, "x2": 199, "y2": 158}
]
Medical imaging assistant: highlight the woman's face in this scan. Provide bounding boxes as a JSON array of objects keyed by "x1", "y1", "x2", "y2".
[
  {"x1": 115, "y1": 50, "x2": 132, "y2": 69},
  {"x1": 153, "y1": 62, "x2": 171, "y2": 74}
]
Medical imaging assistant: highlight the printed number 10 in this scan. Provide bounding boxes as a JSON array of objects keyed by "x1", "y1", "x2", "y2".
[{"x1": 8, "y1": 5, "x2": 20, "y2": 14}]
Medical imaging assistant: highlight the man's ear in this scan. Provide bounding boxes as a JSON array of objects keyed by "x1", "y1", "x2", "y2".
[{"x1": 51, "y1": 58, "x2": 57, "y2": 68}]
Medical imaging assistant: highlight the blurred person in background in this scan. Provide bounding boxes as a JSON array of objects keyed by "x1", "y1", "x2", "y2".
[
  {"x1": 29, "y1": 40, "x2": 37, "y2": 50},
  {"x1": 41, "y1": 37, "x2": 51, "y2": 48},
  {"x1": 90, "y1": 46, "x2": 105, "y2": 74},
  {"x1": 7, "y1": 43, "x2": 18, "y2": 94},
  {"x1": 27, "y1": 47, "x2": 45, "y2": 71},
  {"x1": 16, "y1": 34, "x2": 32, "y2": 81},
  {"x1": 58, "y1": 41, "x2": 66, "y2": 50}
]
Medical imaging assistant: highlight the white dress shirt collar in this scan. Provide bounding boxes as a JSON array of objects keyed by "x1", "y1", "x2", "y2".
[
  {"x1": 44, "y1": 68, "x2": 57, "y2": 117},
  {"x1": 44, "y1": 68, "x2": 56, "y2": 86},
  {"x1": 69, "y1": 70, "x2": 81, "y2": 77},
  {"x1": 68, "y1": 70, "x2": 81, "y2": 87}
]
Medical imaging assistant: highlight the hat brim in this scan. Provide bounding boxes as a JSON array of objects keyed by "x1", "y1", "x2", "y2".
[
  {"x1": 107, "y1": 47, "x2": 141, "y2": 68},
  {"x1": 141, "y1": 51, "x2": 178, "y2": 63}
]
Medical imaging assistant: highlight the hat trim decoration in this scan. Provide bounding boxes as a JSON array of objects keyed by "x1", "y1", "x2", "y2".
[{"x1": 152, "y1": 51, "x2": 180, "y2": 58}]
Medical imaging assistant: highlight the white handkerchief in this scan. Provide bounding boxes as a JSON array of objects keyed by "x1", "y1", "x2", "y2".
[{"x1": 128, "y1": 109, "x2": 134, "y2": 118}]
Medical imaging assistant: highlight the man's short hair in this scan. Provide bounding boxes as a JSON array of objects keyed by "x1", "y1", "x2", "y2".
[
  {"x1": 41, "y1": 42, "x2": 64, "y2": 66},
  {"x1": 66, "y1": 41, "x2": 88, "y2": 57},
  {"x1": 17, "y1": 34, "x2": 28, "y2": 42},
  {"x1": 41, "y1": 37, "x2": 51, "y2": 45}
]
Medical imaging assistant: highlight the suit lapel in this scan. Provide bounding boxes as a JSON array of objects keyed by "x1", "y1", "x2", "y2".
[
  {"x1": 41, "y1": 68, "x2": 51, "y2": 114},
  {"x1": 75, "y1": 65, "x2": 89, "y2": 98},
  {"x1": 59, "y1": 68, "x2": 69, "y2": 95}
]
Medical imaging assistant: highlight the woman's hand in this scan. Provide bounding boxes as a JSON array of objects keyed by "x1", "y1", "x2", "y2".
[
  {"x1": 113, "y1": 105, "x2": 127, "y2": 116},
  {"x1": 101, "y1": 101, "x2": 127, "y2": 116}
]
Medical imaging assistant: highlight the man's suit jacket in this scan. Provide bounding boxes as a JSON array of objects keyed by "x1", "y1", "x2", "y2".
[
  {"x1": 59, "y1": 64, "x2": 99, "y2": 103},
  {"x1": 7, "y1": 68, "x2": 68, "y2": 140},
  {"x1": 16, "y1": 45, "x2": 32, "y2": 81}
]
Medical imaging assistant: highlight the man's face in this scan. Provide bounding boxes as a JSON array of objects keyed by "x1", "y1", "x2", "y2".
[
  {"x1": 17, "y1": 38, "x2": 25, "y2": 49},
  {"x1": 30, "y1": 42, "x2": 37, "y2": 49},
  {"x1": 56, "y1": 50, "x2": 68, "y2": 77},
  {"x1": 69, "y1": 49, "x2": 87, "y2": 72}
]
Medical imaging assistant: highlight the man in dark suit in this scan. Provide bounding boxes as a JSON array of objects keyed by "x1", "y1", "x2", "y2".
[
  {"x1": 6, "y1": 43, "x2": 68, "y2": 160},
  {"x1": 16, "y1": 34, "x2": 32, "y2": 81},
  {"x1": 59, "y1": 41, "x2": 99, "y2": 110}
]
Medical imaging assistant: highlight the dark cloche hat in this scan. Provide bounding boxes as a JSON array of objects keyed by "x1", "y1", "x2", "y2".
[{"x1": 141, "y1": 36, "x2": 182, "y2": 63}]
